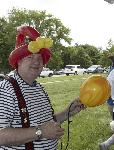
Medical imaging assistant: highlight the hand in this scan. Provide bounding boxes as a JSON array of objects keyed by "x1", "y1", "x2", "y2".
[
  {"x1": 40, "y1": 121, "x2": 65, "y2": 139},
  {"x1": 67, "y1": 97, "x2": 86, "y2": 117}
]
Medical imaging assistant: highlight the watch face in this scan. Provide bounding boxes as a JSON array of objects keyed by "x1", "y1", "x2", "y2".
[
  {"x1": 36, "y1": 128, "x2": 42, "y2": 137},
  {"x1": 37, "y1": 129, "x2": 42, "y2": 135}
]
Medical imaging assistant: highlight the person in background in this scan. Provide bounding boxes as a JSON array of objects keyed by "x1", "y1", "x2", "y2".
[
  {"x1": 0, "y1": 25, "x2": 85, "y2": 150},
  {"x1": 99, "y1": 53, "x2": 114, "y2": 150}
]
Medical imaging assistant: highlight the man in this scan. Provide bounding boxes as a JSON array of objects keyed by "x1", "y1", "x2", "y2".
[
  {"x1": 0, "y1": 25, "x2": 85, "y2": 150},
  {"x1": 99, "y1": 53, "x2": 114, "y2": 150}
]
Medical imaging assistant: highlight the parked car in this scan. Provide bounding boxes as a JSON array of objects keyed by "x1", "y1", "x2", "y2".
[
  {"x1": 40, "y1": 68, "x2": 54, "y2": 77},
  {"x1": 86, "y1": 65, "x2": 104, "y2": 74},
  {"x1": 54, "y1": 69, "x2": 65, "y2": 75},
  {"x1": 64, "y1": 65, "x2": 86, "y2": 76}
]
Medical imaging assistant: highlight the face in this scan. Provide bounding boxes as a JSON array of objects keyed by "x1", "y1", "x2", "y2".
[{"x1": 18, "y1": 53, "x2": 44, "y2": 79}]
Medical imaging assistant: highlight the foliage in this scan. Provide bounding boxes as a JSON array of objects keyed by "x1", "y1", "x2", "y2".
[
  {"x1": 81, "y1": 44, "x2": 101, "y2": 65},
  {"x1": 100, "y1": 41, "x2": 114, "y2": 67},
  {"x1": 99, "y1": 51, "x2": 112, "y2": 67},
  {"x1": 62, "y1": 44, "x2": 100, "y2": 69},
  {"x1": 0, "y1": 8, "x2": 114, "y2": 72},
  {"x1": 73, "y1": 46, "x2": 92, "y2": 68},
  {"x1": 48, "y1": 51, "x2": 64, "y2": 70},
  {"x1": 106, "y1": 38, "x2": 114, "y2": 50},
  {"x1": 0, "y1": 8, "x2": 72, "y2": 72},
  {"x1": 0, "y1": 17, "x2": 15, "y2": 72}
]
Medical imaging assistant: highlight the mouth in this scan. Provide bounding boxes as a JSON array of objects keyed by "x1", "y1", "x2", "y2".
[
  {"x1": 31, "y1": 66, "x2": 42, "y2": 71},
  {"x1": 31, "y1": 66, "x2": 39, "y2": 69}
]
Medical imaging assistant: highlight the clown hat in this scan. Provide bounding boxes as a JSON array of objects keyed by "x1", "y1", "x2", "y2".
[{"x1": 8, "y1": 25, "x2": 52, "y2": 68}]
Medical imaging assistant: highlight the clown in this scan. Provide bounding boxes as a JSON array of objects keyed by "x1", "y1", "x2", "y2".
[{"x1": 0, "y1": 25, "x2": 85, "y2": 150}]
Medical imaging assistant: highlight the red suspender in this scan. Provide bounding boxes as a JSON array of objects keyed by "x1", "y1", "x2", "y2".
[{"x1": 5, "y1": 76, "x2": 34, "y2": 150}]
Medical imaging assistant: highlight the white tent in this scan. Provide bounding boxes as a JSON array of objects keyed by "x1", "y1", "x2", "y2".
[{"x1": 104, "y1": 0, "x2": 114, "y2": 4}]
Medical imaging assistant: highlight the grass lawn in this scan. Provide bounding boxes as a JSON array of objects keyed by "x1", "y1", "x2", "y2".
[{"x1": 37, "y1": 74, "x2": 113, "y2": 150}]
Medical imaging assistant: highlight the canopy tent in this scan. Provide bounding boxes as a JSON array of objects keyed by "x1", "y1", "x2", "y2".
[{"x1": 104, "y1": 0, "x2": 114, "y2": 4}]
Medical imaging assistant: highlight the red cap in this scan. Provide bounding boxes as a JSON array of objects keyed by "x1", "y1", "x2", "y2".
[{"x1": 8, "y1": 26, "x2": 52, "y2": 68}]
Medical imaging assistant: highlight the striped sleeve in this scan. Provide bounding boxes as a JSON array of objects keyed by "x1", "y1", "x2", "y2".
[{"x1": 0, "y1": 82, "x2": 15, "y2": 128}]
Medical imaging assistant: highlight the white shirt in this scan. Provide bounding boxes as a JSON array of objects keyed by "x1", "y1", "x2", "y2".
[{"x1": 107, "y1": 69, "x2": 114, "y2": 100}]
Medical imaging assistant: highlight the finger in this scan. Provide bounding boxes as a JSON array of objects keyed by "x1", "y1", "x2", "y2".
[
  {"x1": 57, "y1": 127, "x2": 65, "y2": 132},
  {"x1": 56, "y1": 130, "x2": 64, "y2": 138},
  {"x1": 80, "y1": 104, "x2": 87, "y2": 109}
]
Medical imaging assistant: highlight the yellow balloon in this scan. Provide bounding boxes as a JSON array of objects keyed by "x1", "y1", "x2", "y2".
[
  {"x1": 28, "y1": 41, "x2": 40, "y2": 53},
  {"x1": 44, "y1": 38, "x2": 53, "y2": 48},
  {"x1": 80, "y1": 75, "x2": 111, "y2": 107},
  {"x1": 36, "y1": 37, "x2": 45, "y2": 49}
]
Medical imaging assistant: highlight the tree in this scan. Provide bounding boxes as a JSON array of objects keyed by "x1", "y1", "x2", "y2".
[
  {"x1": 0, "y1": 8, "x2": 72, "y2": 72},
  {"x1": 62, "y1": 46, "x2": 77, "y2": 67},
  {"x1": 99, "y1": 51, "x2": 111, "y2": 67},
  {"x1": 0, "y1": 18, "x2": 15, "y2": 73},
  {"x1": 106, "y1": 38, "x2": 114, "y2": 50},
  {"x1": 61, "y1": 45, "x2": 92, "y2": 68},
  {"x1": 73, "y1": 46, "x2": 92, "y2": 68},
  {"x1": 48, "y1": 51, "x2": 63, "y2": 70},
  {"x1": 81, "y1": 44, "x2": 101, "y2": 65}
]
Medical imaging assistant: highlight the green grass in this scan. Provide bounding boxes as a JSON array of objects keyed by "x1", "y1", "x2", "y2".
[{"x1": 37, "y1": 74, "x2": 113, "y2": 150}]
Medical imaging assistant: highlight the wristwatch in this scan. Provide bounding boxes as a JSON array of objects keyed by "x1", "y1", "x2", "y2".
[{"x1": 36, "y1": 126, "x2": 42, "y2": 139}]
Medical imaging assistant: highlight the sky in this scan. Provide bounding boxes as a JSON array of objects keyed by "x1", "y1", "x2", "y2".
[{"x1": 0, "y1": 0, "x2": 114, "y2": 49}]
